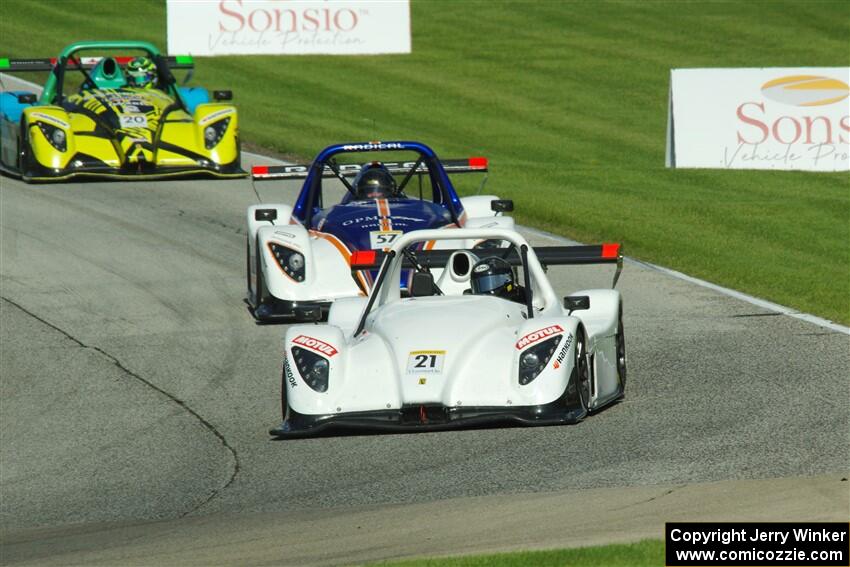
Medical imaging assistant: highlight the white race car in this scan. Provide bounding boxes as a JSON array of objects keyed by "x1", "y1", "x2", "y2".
[
  {"x1": 270, "y1": 227, "x2": 625, "y2": 437},
  {"x1": 247, "y1": 141, "x2": 515, "y2": 322}
]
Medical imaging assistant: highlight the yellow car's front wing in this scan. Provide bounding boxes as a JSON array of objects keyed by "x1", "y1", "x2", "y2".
[{"x1": 14, "y1": 100, "x2": 246, "y2": 182}]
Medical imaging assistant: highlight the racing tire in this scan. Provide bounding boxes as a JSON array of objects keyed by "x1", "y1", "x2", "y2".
[
  {"x1": 574, "y1": 326, "x2": 591, "y2": 413},
  {"x1": 254, "y1": 235, "x2": 268, "y2": 307},
  {"x1": 18, "y1": 118, "x2": 33, "y2": 175},
  {"x1": 245, "y1": 235, "x2": 251, "y2": 299},
  {"x1": 280, "y1": 365, "x2": 290, "y2": 420},
  {"x1": 615, "y1": 303, "x2": 627, "y2": 397}
]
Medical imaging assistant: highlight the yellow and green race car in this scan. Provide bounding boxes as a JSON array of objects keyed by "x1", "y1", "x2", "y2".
[{"x1": 0, "y1": 40, "x2": 245, "y2": 182}]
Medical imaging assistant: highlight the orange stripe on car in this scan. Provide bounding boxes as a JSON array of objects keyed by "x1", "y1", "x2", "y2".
[
  {"x1": 377, "y1": 198, "x2": 392, "y2": 231},
  {"x1": 310, "y1": 230, "x2": 369, "y2": 294}
]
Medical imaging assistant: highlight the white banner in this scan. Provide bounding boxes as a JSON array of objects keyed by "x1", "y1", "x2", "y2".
[
  {"x1": 666, "y1": 68, "x2": 850, "y2": 171},
  {"x1": 167, "y1": 0, "x2": 411, "y2": 56}
]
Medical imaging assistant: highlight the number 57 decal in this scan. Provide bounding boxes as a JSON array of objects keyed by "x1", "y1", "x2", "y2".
[
  {"x1": 406, "y1": 350, "x2": 446, "y2": 374},
  {"x1": 369, "y1": 230, "x2": 402, "y2": 250}
]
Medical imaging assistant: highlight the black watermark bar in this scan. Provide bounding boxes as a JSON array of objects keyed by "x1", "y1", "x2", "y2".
[{"x1": 666, "y1": 522, "x2": 849, "y2": 566}]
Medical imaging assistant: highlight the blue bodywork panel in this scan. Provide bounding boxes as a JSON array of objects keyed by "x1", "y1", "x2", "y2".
[
  {"x1": 313, "y1": 199, "x2": 454, "y2": 252},
  {"x1": 178, "y1": 87, "x2": 210, "y2": 114},
  {"x1": 0, "y1": 91, "x2": 36, "y2": 123}
]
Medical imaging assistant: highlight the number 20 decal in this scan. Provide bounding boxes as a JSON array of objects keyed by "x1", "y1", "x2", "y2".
[
  {"x1": 406, "y1": 350, "x2": 446, "y2": 374},
  {"x1": 119, "y1": 114, "x2": 148, "y2": 128}
]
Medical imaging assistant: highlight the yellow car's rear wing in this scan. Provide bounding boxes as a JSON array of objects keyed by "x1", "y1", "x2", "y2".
[{"x1": 0, "y1": 55, "x2": 194, "y2": 72}]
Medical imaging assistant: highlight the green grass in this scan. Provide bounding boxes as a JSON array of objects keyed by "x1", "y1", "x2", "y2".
[
  {"x1": 364, "y1": 539, "x2": 663, "y2": 566},
  {"x1": 1, "y1": 0, "x2": 848, "y2": 322}
]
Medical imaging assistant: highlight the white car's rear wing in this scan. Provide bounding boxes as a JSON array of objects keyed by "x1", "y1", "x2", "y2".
[{"x1": 350, "y1": 243, "x2": 624, "y2": 288}]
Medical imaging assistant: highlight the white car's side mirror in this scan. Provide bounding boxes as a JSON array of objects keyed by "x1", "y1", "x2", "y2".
[{"x1": 564, "y1": 295, "x2": 590, "y2": 313}]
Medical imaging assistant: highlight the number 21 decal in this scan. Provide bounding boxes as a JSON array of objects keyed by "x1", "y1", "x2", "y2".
[{"x1": 406, "y1": 350, "x2": 446, "y2": 374}]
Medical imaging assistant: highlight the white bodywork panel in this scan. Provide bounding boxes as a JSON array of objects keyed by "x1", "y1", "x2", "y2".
[{"x1": 571, "y1": 288, "x2": 622, "y2": 409}]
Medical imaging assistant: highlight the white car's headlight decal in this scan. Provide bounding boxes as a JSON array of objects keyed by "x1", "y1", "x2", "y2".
[
  {"x1": 291, "y1": 346, "x2": 329, "y2": 392},
  {"x1": 269, "y1": 243, "x2": 305, "y2": 282},
  {"x1": 518, "y1": 335, "x2": 562, "y2": 385}
]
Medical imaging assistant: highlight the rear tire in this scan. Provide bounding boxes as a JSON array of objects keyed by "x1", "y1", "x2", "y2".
[{"x1": 615, "y1": 304, "x2": 627, "y2": 396}]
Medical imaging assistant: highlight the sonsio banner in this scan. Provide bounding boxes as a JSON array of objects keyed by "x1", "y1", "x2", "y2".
[
  {"x1": 167, "y1": 0, "x2": 411, "y2": 56},
  {"x1": 666, "y1": 68, "x2": 850, "y2": 171}
]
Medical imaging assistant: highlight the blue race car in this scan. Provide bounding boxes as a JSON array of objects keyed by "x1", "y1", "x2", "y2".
[{"x1": 246, "y1": 140, "x2": 514, "y2": 322}]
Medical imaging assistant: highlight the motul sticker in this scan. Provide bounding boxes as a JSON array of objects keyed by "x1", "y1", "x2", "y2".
[
  {"x1": 515, "y1": 325, "x2": 564, "y2": 350},
  {"x1": 292, "y1": 335, "x2": 338, "y2": 357}
]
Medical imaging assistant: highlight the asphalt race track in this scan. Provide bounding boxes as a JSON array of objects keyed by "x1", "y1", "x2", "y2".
[{"x1": 1, "y1": 155, "x2": 848, "y2": 566}]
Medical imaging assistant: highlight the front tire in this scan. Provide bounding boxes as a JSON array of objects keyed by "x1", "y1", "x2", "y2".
[
  {"x1": 254, "y1": 235, "x2": 268, "y2": 307},
  {"x1": 280, "y1": 365, "x2": 290, "y2": 420},
  {"x1": 575, "y1": 327, "x2": 590, "y2": 412},
  {"x1": 18, "y1": 119, "x2": 33, "y2": 175},
  {"x1": 246, "y1": 235, "x2": 251, "y2": 299}
]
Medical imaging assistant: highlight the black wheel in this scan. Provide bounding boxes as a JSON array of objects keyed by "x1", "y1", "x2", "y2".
[
  {"x1": 245, "y1": 235, "x2": 251, "y2": 298},
  {"x1": 574, "y1": 327, "x2": 590, "y2": 412},
  {"x1": 615, "y1": 304, "x2": 627, "y2": 395},
  {"x1": 280, "y1": 365, "x2": 290, "y2": 420},
  {"x1": 254, "y1": 235, "x2": 267, "y2": 306},
  {"x1": 18, "y1": 119, "x2": 32, "y2": 174}
]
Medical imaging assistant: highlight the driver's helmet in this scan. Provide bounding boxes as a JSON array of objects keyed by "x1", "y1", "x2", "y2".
[
  {"x1": 470, "y1": 257, "x2": 516, "y2": 298},
  {"x1": 126, "y1": 56, "x2": 157, "y2": 89},
  {"x1": 353, "y1": 162, "x2": 397, "y2": 199}
]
